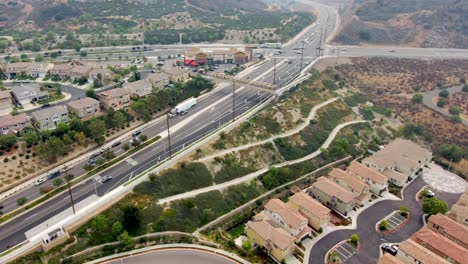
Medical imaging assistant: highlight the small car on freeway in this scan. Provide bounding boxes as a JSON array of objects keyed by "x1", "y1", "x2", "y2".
[
  {"x1": 34, "y1": 177, "x2": 47, "y2": 186},
  {"x1": 100, "y1": 176, "x2": 112, "y2": 183}
]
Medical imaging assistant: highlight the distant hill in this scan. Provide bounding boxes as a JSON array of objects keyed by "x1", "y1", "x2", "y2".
[
  {"x1": 334, "y1": 0, "x2": 467, "y2": 48},
  {"x1": 187, "y1": 0, "x2": 268, "y2": 12}
]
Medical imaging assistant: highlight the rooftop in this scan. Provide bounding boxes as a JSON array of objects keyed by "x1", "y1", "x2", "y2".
[
  {"x1": 328, "y1": 168, "x2": 369, "y2": 193},
  {"x1": 246, "y1": 218, "x2": 295, "y2": 250},
  {"x1": 378, "y1": 254, "x2": 404, "y2": 264},
  {"x1": 0, "y1": 114, "x2": 29, "y2": 127},
  {"x1": 165, "y1": 67, "x2": 188, "y2": 75},
  {"x1": 348, "y1": 161, "x2": 388, "y2": 184},
  {"x1": 12, "y1": 83, "x2": 41, "y2": 95},
  {"x1": 428, "y1": 213, "x2": 468, "y2": 246},
  {"x1": 382, "y1": 168, "x2": 407, "y2": 182},
  {"x1": 411, "y1": 227, "x2": 468, "y2": 264},
  {"x1": 97, "y1": 88, "x2": 128, "y2": 98},
  {"x1": 398, "y1": 239, "x2": 447, "y2": 264},
  {"x1": 288, "y1": 191, "x2": 330, "y2": 218},
  {"x1": 67, "y1": 97, "x2": 100, "y2": 110},
  {"x1": 147, "y1": 72, "x2": 169, "y2": 83},
  {"x1": 31, "y1": 105, "x2": 68, "y2": 120},
  {"x1": 311, "y1": 176, "x2": 355, "y2": 203},
  {"x1": 0, "y1": 90, "x2": 11, "y2": 99},
  {"x1": 123, "y1": 79, "x2": 153, "y2": 90},
  {"x1": 264, "y1": 199, "x2": 308, "y2": 230}
]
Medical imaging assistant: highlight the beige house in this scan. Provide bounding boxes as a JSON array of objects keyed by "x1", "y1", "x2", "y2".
[
  {"x1": 49, "y1": 64, "x2": 74, "y2": 79},
  {"x1": 31, "y1": 105, "x2": 69, "y2": 130},
  {"x1": 411, "y1": 227, "x2": 468, "y2": 264},
  {"x1": 328, "y1": 168, "x2": 372, "y2": 205},
  {"x1": 427, "y1": 213, "x2": 468, "y2": 249},
  {"x1": 263, "y1": 199, "x2": 312, "y2": 241},
  {"x1": 66, "y1": 97, "x2": 101, "y2": 119},
  {"x1": 287, "y1": 192, "x2": 330, "y2": 230},
  {"x1": 396, "y1": 239, "x2": 447, "y2": 264},
  {"x1": 0, "y1": 114, "x2": 31, "y2": 135},
  {"x1": 362, "y1": 138, "x2": 432, "y2": 179},
  {"x1": 307, "y1": 176, "x2": 356, "y2": 216},
  {"x1": 69, "y1": 65, "x2": 92, "y2": 81},
  {"x1": 348, "y1": 161, "x2": 388, "y2": 196},
  {"x1": 246, "y1": 216, "x2": 296, "y2": 262},
  {"x1": 165, "y1": 68, "x2": 190, "y2": 83},
  {"x1": 0, "y1": 90, "x2": 13, "y2": 114},
  {"x1": 123, "y1": 79, "x2": 153, "y2": 98},
  {"x1": 448, "y1": 192, "x2": 468, "y2": 226},
  {"x1": 96, "y1": 88, "x2": 130, "y2": 110},
  {"x1": 88, "y1": 68, "x2": 113, "y2": 84},
  {"x1": 146, "y1": 72, "x2": 169, "y2": 89},
  {"x1": 5, "y1": 62, "x2": 51, "y2": 78}
]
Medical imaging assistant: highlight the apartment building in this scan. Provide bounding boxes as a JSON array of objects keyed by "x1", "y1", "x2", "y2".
[
  {"x1": 307, "y1": 176, "x2": 356, "y2": 216},
  {"x1": 0, "y1": 114, "x2": 31, "y2": 135},
  {"x1": 396, "y1": 239, "x2": 447, "y2": 264},
  {"x1": 0, "y1": 90, "x2": 13, "y2": 114},
  {"x1": 328, "y1": 168, "x2": 372, "y2": 205},
  {"x1": 123, "y1": 79, "x2": 153, "y2": 98},
  {"x1": 11, "y1": 83, "x2": 49, "y2": 105},
  {"x1": 66, "y1": 97, "x2": 101, "y2": 119},
  {"x1": 31, "y1": 105, "x2": 69, "y2": 130},
  {"x1": 427, "y1": 213, "x2": 468, "y2": 248},
  {"x1": 165, "y1": 68, "x2": 190, "y2": 83},
  {"x1": 287, "y1": 191, "x2": 331, "y2": 230},
  {"x1": 348, "y1": 161, "x2": 388, "y2": 196},
  {"x1": 96, "y1": 88, "x2": 130, "y2": 110}
]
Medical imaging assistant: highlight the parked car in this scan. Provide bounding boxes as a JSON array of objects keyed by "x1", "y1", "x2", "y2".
[
  {"x1": 426, "y1": 189, "x2": 436, "y2": 198},
  {"x1": 111, "y1": 141, "x2": 121, "y2": 148},
  {"x1": 382, "y1": 245, "x2": 398, "y2": 256},
  {"x1": 90, "y1": 153, "x2": 100, "y2": 159},
  {"x1": 34, "y1": 177, "x2": 47, "y2": 186},
  {"x1": 100, "y1": 176, "x2": 112, "y2": 183},
  {"x1": 100, "y1": 146, "x2": 110, "y2": 153},
  {"x1": 48, "y1": 171, "x2": 61, "y2": 179}
]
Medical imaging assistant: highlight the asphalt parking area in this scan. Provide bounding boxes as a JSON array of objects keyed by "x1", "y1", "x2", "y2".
[
  {"x1": 333, "y1": 242, "x2": 357, "y2": 263},
  {"x1": 422, "y1": 164, "x2": 467, "y2": 194},
  {"x1": 385, "y1": 212, "x2": 406, "y2": 230}
]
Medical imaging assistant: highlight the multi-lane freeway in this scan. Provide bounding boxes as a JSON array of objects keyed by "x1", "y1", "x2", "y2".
[{"x1": 0, "y1": 2, "x2": 337, "y2": 253}]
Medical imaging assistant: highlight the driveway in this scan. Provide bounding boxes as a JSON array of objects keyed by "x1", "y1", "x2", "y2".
[{"x1": 308, "y1": 175, "x2": 463, "y2": 264}]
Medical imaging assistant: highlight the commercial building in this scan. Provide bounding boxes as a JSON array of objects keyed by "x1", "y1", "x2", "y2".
[
  {"x1": 362, "y1": 138, "x2": 432, "y2": 181},
  {"x1": 31, "y1": 105, "x2": 69, "y2": 130},
  {"x1": 96, "y1": 88, "x2": 130, "y2": 110},
  {"x1": 11, "y1": 83, "x2": 49, "y2": 105},
  {"x1": 184, "y1": 47, "x2": 253, "y2": 66},
  {"x1": 307, "y1": 176, "x2": 356, "y2": 216},
  {"x1": 0, "y1": 114, "x2": 31, "y2": 135},
  {"x1": 262, "y1": 199, "x2": 312, "y2": 241},
  {"x1": 287, "y1": 191, "x2": 330, "y2": 231},
  {"x1": 246, "y1": 216, "x2": 296, "y2": 262},
  {"x1": 66, "y1": 97, "x2": 101, "y2": 119},
  {"x1": 348, "y1": 161, "x2": 388, "y2": 196},
  {"x1": 328, "y1": 168, "x2": 372, "y2": 205}
]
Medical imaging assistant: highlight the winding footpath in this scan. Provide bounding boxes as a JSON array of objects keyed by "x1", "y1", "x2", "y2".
[
  {"x1": 197, "y1": 97, "x2": 340, "y2": 162},
  {"x1": 308, "y1": 176, "x2": 463, "y2": 264},
  {"x1": 158, "y1": 120, "x2": 367, "y2": 205}
]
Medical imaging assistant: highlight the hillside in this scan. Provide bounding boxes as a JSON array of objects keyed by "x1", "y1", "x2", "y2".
[
  {"x1": 334, "y1": 0, "x2": 467, "y2": 48},
  {"x1": 0, "y1": 0, "x2": 315, "y2": 50}
]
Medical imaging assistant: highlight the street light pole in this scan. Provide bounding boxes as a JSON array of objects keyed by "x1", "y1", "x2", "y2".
[
  {"x1": 64, "y1": 165, "x2": 76, "y2": 215},
  {"x1": 166, "y1": 113, "x2": 172, "y2": 159},
  {"x1": 232, "y1": 79, "x2": 236, "y2": 122}
]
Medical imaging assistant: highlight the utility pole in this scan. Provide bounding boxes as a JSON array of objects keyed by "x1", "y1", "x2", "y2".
[
  {"x1": 232, "y1": 79, "x2": 236, "y2": 122},
  {"x1": 299, "y1": 41, "x2": 305, "y2": 73},
  {"x1": 316, "y1": 28, "x2": 323, "y2": 57},
  {"x1": 166, "y1": 113, "x2": 172, "y2": 159},
  {"x1": 273, "y1": 58, "x2": 277, "y2": 85},
  {"x1": 64, "y1": 165, "x2": 76, "y2": 215}
]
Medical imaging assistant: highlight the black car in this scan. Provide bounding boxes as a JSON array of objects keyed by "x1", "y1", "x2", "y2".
[
  {"x1": 382, "y1": 245, "x2": 398, "y2": 256},
  {"x1": 48, "y1": 171, "x2": 61, "y2": 179},
  {"x1": 41, "y1": 103, "x2": 51, "y2": 108},
  {"x1": 87, "y1": 158, "x2": 96, "y2": 166},
  {"x1": 90, "y1": 153, "x2": 100, "y2": 159},
  {"x1": 132, "y1": 130, "x2": 142, "y2": 137},
  {"x1": 111, "y1": 141, "x2": 121, "y2": 148}
]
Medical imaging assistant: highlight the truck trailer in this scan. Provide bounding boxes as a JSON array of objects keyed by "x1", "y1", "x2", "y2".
[{"x1": 169, "y1": 97, "x2": 197, "y2": 117}]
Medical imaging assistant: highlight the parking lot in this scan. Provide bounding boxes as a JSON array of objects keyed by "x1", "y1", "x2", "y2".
[
  {"x1": 333, "y1": 242, "x2": 357, "y2": 263},
  {"x1": 385, "y1": 212, "x2": 406, "y2": 230}
]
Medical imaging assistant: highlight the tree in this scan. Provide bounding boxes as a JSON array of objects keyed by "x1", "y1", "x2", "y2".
[
  {"x1": 0, "y1": 134, "x2": 17, "y2": 147},
  {"x1": 36, "y1": 136, "x2": 69, "y2": 162},
  {"x1": 423, "y1": 198, "x2": 448, "y2": 216},
  {"x1": 400, "y1": 205, "x2": 408, "y2": 218},
  {"x1": 87, "y1": 118, "x2": 106, "y2": 145},
  {"x1": 437, "y1": 98, "x2": 448, "y2": 107},
  {"x1": 80, "y1": 51, "x2": 88, "y2": 58},
  {"x1": 17, "y1": 197, "x2": 27, "y2": 206},
  {"x1": 122, "y1": 205, "x2": 140, "y2": 235},
  {"x1": 379, "y1": 220, "x2": 387, "y2": 231},
  {"x1": 449, "y1": 106, "x2": 461, "y2": 115},
  {"x1": 86, "y1": 88, "x2": 96, "y2": 99},
  {"x1": 34, "y1": 55, "x2": 44, "y2": 62},
  {"x1": 114, "y1": 111, "x2": 127, "y2": 128},
  {"x1": 112, "y1": 221, "x2": 123, "y2": 238},
  {"x1": 438, "y1": 144, "x2": 464, "y2": 162},
  {"x1": 412, "y1": 94, "x2": 423, "y2": 103},
  {"x1": 118, "y1": 231, "x2": 134, "y2": 249},
  {"x1": 350, "y1": 234, "x2": 359, "y2": 247},
  {"x1": 92, "y1": 215, "x2": 108, "y2": 232},
  {"x1": 438, "y1": 89, "x2": 449, "y2": 98},
  {"x1": 69, "y1": 117, "x2": 84, "y2": 131},
  {"x1": 242, "y1": 239, "x2": 252, "y2": 250},
  {"x1": 53, "y1": 178, "x2": 63, "y2": 187},
  {"x1": 451, "y1": 115, "x2": 462, "y2": 123},
  {"x1": 23, "y1": 130, "x2": 39, "y2": 145}
]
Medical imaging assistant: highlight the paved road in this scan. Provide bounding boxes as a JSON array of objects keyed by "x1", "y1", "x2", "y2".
[
  {"x1": 0, "y1": 3, "x2": 338, "y2": 252},
  {"x1": 422, "y1": 84, "x2": 467, "y2": 125},
  {"x1": 104, "y1": 248, "x2": 239, "y2": 264},
  {"x1": 327, "y1": 46, "x2": 468, "y2": 59},
  {"x1": 308, "y1": 176, "x2": 463, "y2": 264}
]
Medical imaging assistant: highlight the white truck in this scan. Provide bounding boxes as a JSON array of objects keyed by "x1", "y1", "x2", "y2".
[{"x1": 169, "y1": 97, "x2": 197, "y2": 118}]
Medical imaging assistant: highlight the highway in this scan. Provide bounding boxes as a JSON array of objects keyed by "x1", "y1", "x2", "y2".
[
  {"x1": 327, "y1": 45, "x2": 468, "y2": 59},
  {"x1": 0, "y1": 3, "x2": 338, "y2": 252}
]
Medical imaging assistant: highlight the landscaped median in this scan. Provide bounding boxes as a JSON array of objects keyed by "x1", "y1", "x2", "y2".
[
  {"x1": 0, "y1": 135, "x2": 161, "y2": 225},
  {"x1": 376, "y1": 206, "x2": 410, "y2": 234},
  {"x1": 326, "y1": 235, "x2": 360, "y2": 264}
]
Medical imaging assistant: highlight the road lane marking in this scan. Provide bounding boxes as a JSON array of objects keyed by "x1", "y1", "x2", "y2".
[{"x1": 126, "y1": 158, "x2": 138, "y2": 166}]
